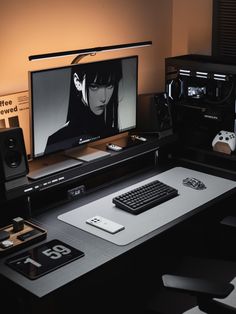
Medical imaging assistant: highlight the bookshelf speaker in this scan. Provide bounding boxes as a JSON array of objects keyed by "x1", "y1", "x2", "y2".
[{"x1": 0, "y1": 127, "x2": 29, "y2": 182}]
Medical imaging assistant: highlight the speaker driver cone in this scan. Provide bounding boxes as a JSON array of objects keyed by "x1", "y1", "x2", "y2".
[{"x1": 5, "y1": 151, "x2": 22, "y2": 168}]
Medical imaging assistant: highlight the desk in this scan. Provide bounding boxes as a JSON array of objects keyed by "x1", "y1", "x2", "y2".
[{"x1": 0, "y1": 164, "x2": 236, "y2": 314}]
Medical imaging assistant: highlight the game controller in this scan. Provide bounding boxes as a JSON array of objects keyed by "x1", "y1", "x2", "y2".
[
  {"x1": 131, "y1": 135, "x2": 147, "y2": 142},
  {"x1": 106, "y1": 143, "x2": 123, "y2": 152},
  {"x1": 212, "y1": 130, "x2": 236, "y2": 153}
]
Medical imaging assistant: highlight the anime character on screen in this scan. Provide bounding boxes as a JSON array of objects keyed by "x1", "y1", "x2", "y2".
[{"x1": 44, "y1": 59, "x2": 123, "y2": 154}]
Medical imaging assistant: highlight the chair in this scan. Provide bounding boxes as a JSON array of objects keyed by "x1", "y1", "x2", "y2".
[
  {"x1": 144, "y1": 215, "x2": 236, "y2": 314},
  {"x1": 162, "y1": 272, "x2": 236, "y2": 313},
  {"x1": 159, "y1": 216, "x2": 236, "y2": 314}
]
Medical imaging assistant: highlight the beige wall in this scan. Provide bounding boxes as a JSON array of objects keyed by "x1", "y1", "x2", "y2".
[
  {"x1": 0, "y1": 0, "x2": 172, "y2": 96},
  {"x1": 172, "y1": 0, "x2": 213, "y2": 56},
  {"x1": 0, "y1": 0, "x2": 213, "y2": 97}
]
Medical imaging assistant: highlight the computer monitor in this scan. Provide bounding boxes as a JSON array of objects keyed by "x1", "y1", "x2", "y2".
[{"x1": 29, "y1": 55, "x2": 138, "y2": 160}]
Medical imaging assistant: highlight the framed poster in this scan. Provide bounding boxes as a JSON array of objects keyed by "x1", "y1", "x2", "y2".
[{"x1": 0, "y1": 91, "x2": 30, "y2": 155}]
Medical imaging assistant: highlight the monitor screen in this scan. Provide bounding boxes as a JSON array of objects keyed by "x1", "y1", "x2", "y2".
[{"x1": 29, "y1": 55, "x2": 138, "y2": 158}]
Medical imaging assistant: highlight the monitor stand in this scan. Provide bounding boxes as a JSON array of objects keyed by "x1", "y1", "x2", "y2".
[
  {"x1": 64, "y1": 146, "x2": 111, "y2": 162},
  {"x1": 28, "y1": 154, "x2": 83, "y2": 180}
]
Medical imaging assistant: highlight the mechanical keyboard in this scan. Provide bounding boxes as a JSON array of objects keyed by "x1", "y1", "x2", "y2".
[{"x1": 112, "y1": 179, "x2": 179, "y2": 215}]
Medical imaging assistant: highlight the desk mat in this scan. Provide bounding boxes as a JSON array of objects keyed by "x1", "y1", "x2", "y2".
[{"x1": 58, "y1": 167, "x2": 236, "y2": 246}]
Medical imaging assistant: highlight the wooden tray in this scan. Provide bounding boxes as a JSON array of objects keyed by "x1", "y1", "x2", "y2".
[{"x1": 0, "y1": 220, "x2": 47, "y2": 256}]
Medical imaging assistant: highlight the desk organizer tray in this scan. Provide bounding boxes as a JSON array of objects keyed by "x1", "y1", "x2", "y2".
[
  {"x1": 0, "y1": 220, "x2": 47, "y2": 256},
  {"x1": 6, "y1": 239, "x2": 84, "y2": 280}
]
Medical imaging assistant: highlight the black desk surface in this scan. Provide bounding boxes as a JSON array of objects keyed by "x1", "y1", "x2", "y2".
[{"x1": 0, "y1": 164, "x2": 236, "y2": 299}]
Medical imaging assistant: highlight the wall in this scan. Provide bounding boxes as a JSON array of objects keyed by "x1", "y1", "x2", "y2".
[
  {"x1": 0, "y1": 0, "x2": 213, "y2": 96},
  {"x1": 171, "y1": 0, "x2": 213, "y2": 56},
  {"x1": 0, "y1": 0, "x2": 173, "y2": 96}
]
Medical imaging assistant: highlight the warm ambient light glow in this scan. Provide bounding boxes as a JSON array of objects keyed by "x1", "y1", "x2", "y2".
[{"x1": 28, "y1": 41, "x2": 152, "y2": 63}]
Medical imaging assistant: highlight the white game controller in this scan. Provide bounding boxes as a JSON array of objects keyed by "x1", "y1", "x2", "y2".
[
  {"x1": 106, "y1": 143, "x2": 123, "y2": 151},
  {"x1": 212, "y1": 130, "x2": 236, "y2": 152}
]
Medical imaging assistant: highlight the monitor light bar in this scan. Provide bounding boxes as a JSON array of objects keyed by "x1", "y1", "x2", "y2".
[{"x1": 28, "y1": 41, "x2": 152, "y2": 62}]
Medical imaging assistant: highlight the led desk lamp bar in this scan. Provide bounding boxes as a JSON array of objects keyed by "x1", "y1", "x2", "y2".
[{"x1": 28, "y1": 40, "x2": 152, "y2": 64}]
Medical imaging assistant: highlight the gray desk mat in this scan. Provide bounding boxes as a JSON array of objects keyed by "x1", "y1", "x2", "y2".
[{"x1": 58, "y1": 167, "x2": 236, "y2": 246}]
